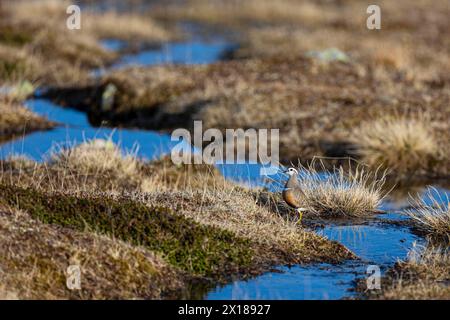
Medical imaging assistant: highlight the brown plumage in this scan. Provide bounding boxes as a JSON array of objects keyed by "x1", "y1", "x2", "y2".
[{"x1": 282, "y1": 167, "x2": 308, "y2": 223}]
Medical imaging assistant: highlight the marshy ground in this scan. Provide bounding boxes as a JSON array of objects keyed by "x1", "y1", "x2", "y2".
[
  {"x1": 45, "y1": 0, "x2": 450, "y2": 180},
  {"x1": 0, "y1": 0, "x2": 449, "y2": 300},
  {"x1": 0, "y1": 141, "x2": 354, "y2": 299}
]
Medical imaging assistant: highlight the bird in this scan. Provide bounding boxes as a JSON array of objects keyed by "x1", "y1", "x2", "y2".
[{"x1": 282, "y1": 167, "x2": 308, "y2": 224}]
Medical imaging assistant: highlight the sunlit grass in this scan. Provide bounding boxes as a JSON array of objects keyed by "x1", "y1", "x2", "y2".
[
  {"x1": 352, "y1": 116, "x2": 441, "y2": 176},
  {"x1": 293, "y1": 162, "x2": 387, "y2": 217},
  {"x1": 406, "y1": 187, "x2": 450, "y2": 239}
]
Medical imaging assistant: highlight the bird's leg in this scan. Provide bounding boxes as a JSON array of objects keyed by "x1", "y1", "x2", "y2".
[{"x1": 295, "y1": 208, "x2": 307, "y2": 225}]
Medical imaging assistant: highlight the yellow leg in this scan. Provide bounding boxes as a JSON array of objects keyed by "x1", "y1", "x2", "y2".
[{"x1": 295, "y1": 208, "x2": 304, "y2": 225}]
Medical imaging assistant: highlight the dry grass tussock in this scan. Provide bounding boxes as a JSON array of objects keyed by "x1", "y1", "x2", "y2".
[
  {"x1": 0, "y1": 44, "x2": 41, "y2": 83},
  {"x1": 0, "y1": 206, "x2": 183, "y2": 299},
  {"x1": 50, "y1": 139, "x2": 140, "y2": 183},
  {"x1": 290, "y1": 162, "x2": 387, "y2": 217},
  {"x1": 351, "y1": 116, "x2": 444, "y2": 176},
  {"x1": 378, "y1": 245, "x2": 450, "y2": 300},
  {"x1": 10, "y1": 139, "x2": 154, "y2": 193},
  {"x1": 406, "y1": 187, "x2": 450, "y2": 240}
]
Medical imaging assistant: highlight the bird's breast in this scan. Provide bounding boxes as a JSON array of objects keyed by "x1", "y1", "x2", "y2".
[{"x1": 282, "y1": 189, "x2": 300, "y2": 209}]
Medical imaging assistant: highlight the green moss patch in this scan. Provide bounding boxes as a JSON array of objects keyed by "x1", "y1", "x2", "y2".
[{"x1": 0, "y1": 184, "x2": 254, "y2": 279}]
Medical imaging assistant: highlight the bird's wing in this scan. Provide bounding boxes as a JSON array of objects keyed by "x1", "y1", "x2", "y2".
[{"x1": 291, "y1": 187, "x2": 305, "y2": 203}]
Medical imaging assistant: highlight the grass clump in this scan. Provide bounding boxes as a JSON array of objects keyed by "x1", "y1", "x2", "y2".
[
  {"x1": 374, "y1": 246, "x2": 450, "y2": 300},
  {"x1": 0, "y1": 184, "x2": 255, "y2": 279},
  {"x1": 0, "y1": 97, "x2": 54, "y2": 142},
  {"x1": 0, "y1": 45, "x2": 39, "y2": 81},
  {"x1": 406, "y1": 188, "x2": 450, "y2": 240},
  {"x1": 3, "y1": 139, "x2": 152, "y2": 193},
  {"x1": 293, "y1": 163, "x2": 387, "y2": 217},
  {"x1": 50, "y1": 139, "x2": 140, "y2": 185},
  {"x1": 0, "y1": 206, "x2": 184, "y2": 299},
  {"x1": 352, "y1": 116, "x2": 442, "y2": 176}
]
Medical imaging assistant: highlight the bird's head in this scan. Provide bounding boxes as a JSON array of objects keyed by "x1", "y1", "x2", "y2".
[{"x1": 285, "y1": 167, "x2": 298, "y2": 176}]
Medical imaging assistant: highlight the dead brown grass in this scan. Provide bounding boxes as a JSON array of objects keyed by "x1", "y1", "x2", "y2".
[
  {"x1": 351, "y1": 116, "x2": 444, "y2": 176},
  {"x1": 51, "y1": 52, "x2": 449, "y2": 179},
  {"x1": 152, "y1": 0, "x2": 450, "y2": 79},
  {"x1": 135, "y1": 185, "x2": 354, "y2": 266},
  {"x1": 406, "y1": 188, "x2": 450, "y2": 240},
  {"x1": 153, "y1": 0, "x2": 333, "y2": 27},
  {"x1": 376, "y1": 246, "x2": 450, "y2": 300},
  {"x1": 83, "y1": 10, "x2": 171, "y2": 42},
  {"x1": 0, "y1": 0, "x2": 173, "y2": 85},
  {"x1": 0, "y1": 205, "x2": 183, "y2": 299},
  {"x1": 0, "y1": 138, "x2": 358, "y2": 298},
  {"x1": 0, "y1": 1, "x2": 112, "y2": 85},
  {"x1": 0, "y1": 139, "x2": 355, "y2": 269},
  {"x1": 6, "y1": 0, "x2": 172, "y2": 42}
]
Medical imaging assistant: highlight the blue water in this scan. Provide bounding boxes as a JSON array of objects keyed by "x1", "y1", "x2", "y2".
[
  {"x1": 0, "y1": 99, "x2": 185, "y2": 162},
  {"x1": 321, "y1": 224, "x2": 419, "y2": 265},
  {"x1": 110, "y1": 39, "x2": 233, "y2": 69},
  {"x1": 101, "y1": 39, "x2": 127, "y2": 52},
  {"x1": 208, "y1": 262, "x2": 364, "y2": 300},
  {"x1": 207, "y1": 219, "x2": 421, "y2": 300},
  {"x1": 1, "y1": 34, "x2": 445, "y2": 300}
]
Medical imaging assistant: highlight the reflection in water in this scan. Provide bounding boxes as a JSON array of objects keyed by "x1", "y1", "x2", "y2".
[{"x1": 320, "y1": 224, "x2": 420, "y2": 264}]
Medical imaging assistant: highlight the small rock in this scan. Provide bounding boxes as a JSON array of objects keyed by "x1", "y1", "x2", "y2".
[
  {"x1": 306, "y1": 48, "x2": 350, "y2": 63},
  {"x1": 101, "y1": 83, "x2": 118, "y2": 112}
]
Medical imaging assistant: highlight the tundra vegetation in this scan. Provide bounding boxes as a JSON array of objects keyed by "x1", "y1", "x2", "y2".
[
  {"x1": 45, "y1": 0, "x2": 449, "y2": 180},
  {"x1": 0, "y1": 0, "x2": 448, "y2": 300},
  {"x1": 0, "y1": 0, "x2": 173, "y2": 153},
  {"x1": 0, "y1": 140, "x2": 357, "y2": 299},
  {"x1": 368, "y1": 246, "x2": 450, "y2": 300},
  {"x1": 0, "y1": 94, "x2": 54, "y2": 142},
  {"x1": 365, "y1": 189, "x2": 450, "y2": 300}
]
